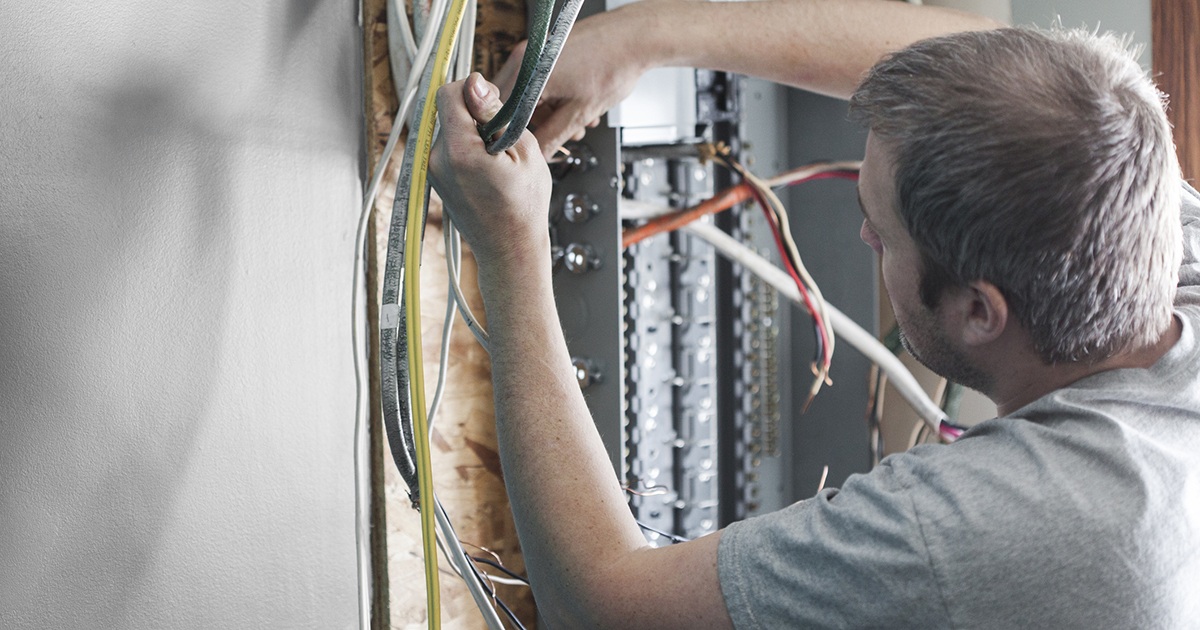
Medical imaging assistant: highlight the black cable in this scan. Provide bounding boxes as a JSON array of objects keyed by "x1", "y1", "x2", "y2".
[
  {"x1": 470, "y1": 557, "x2": 529, "y2": 584},
  {"x1": 484, "y1": 0, "x2": 585, "y2": 154},
  {"x1": 494, "y1": 593, "x2": 528, "y2": 630},
  {"x1": 466, "y1": 554, "x2": 530, "y2": 630},
  {"x1": 477, "y1": 0, "x2": 553, "y2": 141}
]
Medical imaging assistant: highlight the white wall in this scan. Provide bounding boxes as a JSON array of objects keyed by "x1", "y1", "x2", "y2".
[{"x1": 0, "y1": 2, "x2": 363, "y2": 628}]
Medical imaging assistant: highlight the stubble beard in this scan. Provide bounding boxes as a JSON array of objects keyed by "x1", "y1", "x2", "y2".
[{"x1": 897, "y1": 307, "x2": 993, "y2": 396}]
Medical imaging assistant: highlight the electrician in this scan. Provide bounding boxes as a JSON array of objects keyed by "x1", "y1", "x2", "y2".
[{"x1": 428, "y1": 1, "x2": 1200, "y2": 628}]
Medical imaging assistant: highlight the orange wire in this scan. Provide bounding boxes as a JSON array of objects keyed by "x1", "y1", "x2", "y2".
[{"x1": 622, "y1": 183, "x2": 756, "y2": 248}]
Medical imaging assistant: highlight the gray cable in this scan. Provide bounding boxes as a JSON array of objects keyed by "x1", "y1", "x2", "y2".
[
  {"x1": 380, "y1": 41, "x2": 442, "y2": 506},
  {"x1": 484, "y1": 0, "x2": 585, "y2": 154},
  {"x1": 477, "y1": 0, "x2": 553, "y2": 141}
]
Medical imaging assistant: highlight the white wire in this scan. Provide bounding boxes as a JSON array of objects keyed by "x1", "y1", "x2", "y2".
[
  {"x1": 454, "y1": 0, "x2": 477, "y2": 81},
  {"x1": 387, "y1": 0, "x2": 414, "y2": 108},
  {"x1": 434, "y1": 498, "x2": 508, "y2": 630},
  {"x1": 389, "y1": 0, "x2": 419, "y2": 62},
  {"x1": 362, "y1": 0, "x2": 454, "y2": 221},
  {"x1": 427, "y1": 225, "x2": 461, "y2": 430},
  {"x1": 680, "y1": 221, "x2": 950, "y2": 431},
  {"x1": 350, "y1": 0, "x2": 462, "y2": 626},
  {"x1": 620, "y1": 199, "x2": 678, "y2": 220},
  {"x1": 447, "y1": 221, "x2": 491, "y2": 351},
  {"x1": 385, "y1": 5, "x2": 505, "y2": 629},
  {"x1": 352, "y1": 214, "x2": 372, "y2": 630}
]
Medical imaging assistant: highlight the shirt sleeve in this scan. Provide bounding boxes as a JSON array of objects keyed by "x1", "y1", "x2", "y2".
[
  {"x1": 717, "y1": 460, "x2": 949, "y2": 630},
  {"x1": 1178, "y1": 182, "x2": 1200, "y2": 290}
]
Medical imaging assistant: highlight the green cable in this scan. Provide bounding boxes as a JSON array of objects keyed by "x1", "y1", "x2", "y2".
[
  {"x1": 882, "y1": 323, "x2": 903, "y2": 355},
  {"x1": 942, "y1": 382, "x2": 965, "y2": 423},
  {"x1": 477, "y1": 0, "x2": 553, "y2": 140}
]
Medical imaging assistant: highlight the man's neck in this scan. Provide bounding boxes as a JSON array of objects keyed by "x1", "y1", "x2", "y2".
[{"x1": 988, "y1": 316, "x2": 1183, "y2": 417}]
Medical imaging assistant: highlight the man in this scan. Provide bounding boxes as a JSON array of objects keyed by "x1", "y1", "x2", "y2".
[{"x1": 428, "y1": 2, "x2": 1200, "y2": 627}]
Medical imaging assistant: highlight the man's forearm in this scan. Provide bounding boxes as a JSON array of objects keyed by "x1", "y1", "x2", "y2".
[
  {"x1": 618, "y1": 0, "x2": 1002, "y2": 99},
  {"x1": 476, "y1": 244, "x2": 650, "y2": 627}
]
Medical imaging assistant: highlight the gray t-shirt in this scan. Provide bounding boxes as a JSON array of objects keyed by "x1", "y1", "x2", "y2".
[{"x1": 718, "y1": 183, "x2": 1200, "y2": 630}]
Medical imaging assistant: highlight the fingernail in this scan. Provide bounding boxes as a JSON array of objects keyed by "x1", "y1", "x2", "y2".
[{"x1": 472, "y1": 78, "x2": 489, "y2": 101}]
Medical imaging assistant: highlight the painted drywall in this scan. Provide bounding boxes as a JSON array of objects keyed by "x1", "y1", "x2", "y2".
[{"x1": 0, "y1": 2, "x2": 364, "y2": 628}]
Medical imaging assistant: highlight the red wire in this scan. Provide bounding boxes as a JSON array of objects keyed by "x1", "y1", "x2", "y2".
[
  {"x1": 621, "y1": 169, "x2": 859, "y2": 248},
  {"x1": 781, "y1": 171, "x2": 858, "y2": 185},
  {"x1": 746, "y1": 184, "x2": 831, "y2": 371}
]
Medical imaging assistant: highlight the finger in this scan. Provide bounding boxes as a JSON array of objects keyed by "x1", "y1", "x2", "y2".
[
  {"x1": 435, "y1": 79, "x2": 476, "y2": 133},
  {"x1": 586, "y1": 118, "x2": 600, "y2": 128},
  {"x1": 528, "y1": 101, "x2": 555, "y2": 131},
  {"x1": 533, "y1": 103, "x2": 588, "y2": 160},
  {"x1": 513, "y1": 126, "x2": 548, "y2": 168},
  {"x1": 463, "y1": 73, "x2": 504, "y2": 126},
  {"x1": 570, "y1": 128, "x2": 586, "y2": 141},
  {"x1": 493, "y1": 40, "x2": 527, "y2": 101}
]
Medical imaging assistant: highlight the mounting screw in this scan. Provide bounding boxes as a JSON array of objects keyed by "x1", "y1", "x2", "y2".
[
  {"x1": 572, "y1": 357, "x2": 602, "y2": 389},
  {"x1": 564, "y1": 243, "x2": 601, "y2": 274},
  {"x1": 563, "y1": 193, "x2": 600, "y2": 224},
  {"x1": 560, "y1": 141, "x2": 597, "y2": 173}
]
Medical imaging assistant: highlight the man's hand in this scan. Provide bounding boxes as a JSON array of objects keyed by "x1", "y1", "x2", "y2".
[
  {"x1": 430, "y1": 73, "x2": 553, "y2": 271},
  {"x1": 492, "y1": 0, "x2": 1001, "y2": 160},
  {"x1": 493, "y1": 5, "x2": 650, "y2": 159}
]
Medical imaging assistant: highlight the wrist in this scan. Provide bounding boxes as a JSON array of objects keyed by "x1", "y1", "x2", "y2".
[
  {"x1": 609, "y1": 2, "x2": 673, "y2": 73},
  {"x1": 617, "y1": 0, "x2": 702, "y2": 70},
  {"x1": 475, "y1": 230, "x2": 554, "y2": 302}
]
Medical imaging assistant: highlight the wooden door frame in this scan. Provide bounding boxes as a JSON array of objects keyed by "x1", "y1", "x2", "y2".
[{"x1": 1153, "y1": 0, "x2": 1199, "y2": 183}]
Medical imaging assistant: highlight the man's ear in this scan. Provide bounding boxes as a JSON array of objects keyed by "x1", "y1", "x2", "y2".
[{"x1": 958, "y1": 280, "x2": 1008, "y2": 347}]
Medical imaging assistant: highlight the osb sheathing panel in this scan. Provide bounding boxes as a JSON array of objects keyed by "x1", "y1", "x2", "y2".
[{"x1": 362, "y1": 0, "x2": 535, "y2": 628}]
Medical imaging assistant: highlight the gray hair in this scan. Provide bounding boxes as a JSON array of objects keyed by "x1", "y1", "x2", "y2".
[{"x1": 850, "y1": 27, "x2": 1182, "y2": 364}]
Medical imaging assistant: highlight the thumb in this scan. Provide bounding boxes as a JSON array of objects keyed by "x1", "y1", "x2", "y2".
[
  {"x1": 463, "y1": 72, "x2": 504, "y2": 126},
  {"x1": 534, "y1": 103, "x2": 587, "y2": 160}
]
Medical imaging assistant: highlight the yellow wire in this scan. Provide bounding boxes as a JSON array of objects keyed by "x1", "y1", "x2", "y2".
[{"x1": 405, "y1": 0, "x2": 469, "y2": 627}]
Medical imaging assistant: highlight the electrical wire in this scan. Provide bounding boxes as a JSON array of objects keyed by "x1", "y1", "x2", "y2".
[
  {"x1": 365, "y1": 0, "x2": 516, "y2": 627},
  {"x1": 635, "y1": 519, "x2": 690, "y2": 544},
  {"x1": 720, "y1": 156, "x2": 834, "y2": 408},
  {"x1": 363, "y1": 0, "x2": 455, "y2": 224},
  {"x1": 402, "y1": 0, "x2": 471, "y2": 626},
  {"x1": 351, "y1": 203, "x2": 373, "y2": 630},
  {"x1": 377, "y1": 0, "x2": 471, "y2": 624},
  {"x1": 483, "y1": 0, "x2": 586, "y2": 154},
  {"x1": 447, "y1": 219, "x2": 490, "y2": 350},
  {"x1": 477, "y1": 0, "x2": 553, "y2": 141},
  {"x1": 864, "y1": 364, "x2": 886, "y2": 466},
  {"x1": 388, "y1": 0, "x2": 415, "y2": 81},
  {"x1": 679, "y1": 220, "x2": 962, "y2": 439},
  {"x1": 433, "y1": 499, "x2": 508, "y2": 630},
  {"x1": 621, "y1": 161, "x2": 861, "y2": 248},
  {"x1": 424, "y1": 237, "x2": 510, "y2": 630},
  {"x1": 470, "y1": 557, "x2": 530, "y2": 585},
  {"x1": 381, "y1": 50, "x2": 439, "y2": 505},
  {"x1": 354, "y1": 0, "x2": 463, "y2": 621}
]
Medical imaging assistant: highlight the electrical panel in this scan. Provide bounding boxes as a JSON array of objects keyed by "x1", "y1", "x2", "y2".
[
  {"x1": 549, "y1": 71, "x2": 796, "y2": 545},
  {"x1": 549, "y1": 0, "x2": 874, "y2": 546}
]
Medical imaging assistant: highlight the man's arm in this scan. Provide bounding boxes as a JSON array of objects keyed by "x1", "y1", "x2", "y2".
[
  {"x1": 495, "y1": 0, "x2": 1003, "y2": 156},
  {"x1": 430, "y1": 4, "x2": 1005, "y2": 628},
  {"x1": 431, "y1": 75, "x2": 732, "y2": 630}
]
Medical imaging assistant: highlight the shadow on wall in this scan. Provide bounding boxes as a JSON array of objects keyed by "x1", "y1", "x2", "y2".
[
  {"x1": 1, "y1": 0, "x2": 364, "y2": 626},
  {"x1": 0, "y1": 63, "x2": 234, "y2": 626}
]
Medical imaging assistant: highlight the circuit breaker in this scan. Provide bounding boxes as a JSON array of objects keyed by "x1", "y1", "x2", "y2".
[{"x1": 549, "y1": 0, "x2": 873, "y2": 545}]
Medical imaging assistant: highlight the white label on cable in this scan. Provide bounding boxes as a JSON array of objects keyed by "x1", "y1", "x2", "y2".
[{"x1": 381, "y1": 303, "x2": 400, "y2": 329}]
